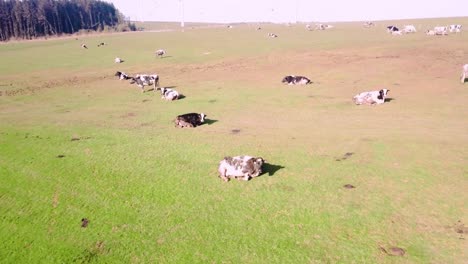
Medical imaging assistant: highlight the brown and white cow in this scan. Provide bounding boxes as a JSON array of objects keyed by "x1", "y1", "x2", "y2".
[
  {"x1": 174, "y1": 113, "x2": 206, "y2": 128},
  {"x1": 218, "y1": 155, "x2": 265, "y2": 182}
]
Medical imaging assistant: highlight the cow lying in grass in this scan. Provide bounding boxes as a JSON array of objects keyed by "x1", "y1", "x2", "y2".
[
  {"x1": 156, "y1": 49, "x2": 166, "y2": 58},
  {"x1": 353, "y1": 89, "x2": 390, "y2": 105},
  {"x1": 282, "y1": 75, "x2": 312, "y2": 85},
  {"x1": 174, "y1": 113, "x2": 206, "y2": 128},
  {"x1": 130, "y1": 74, "x2": 160, "y2": 92},
  {"x1": 157, "y1": 87, "x2": 180, "y2": 100},
  {"x1": 461, "y1": 64, "x2": 468, "y2": 83},
  {"x1": 115, "y1": 71, "x2": 130, "y2": 80},
  {"x1": 218, "y1": 156, "x2": 265, "y2": 182}
]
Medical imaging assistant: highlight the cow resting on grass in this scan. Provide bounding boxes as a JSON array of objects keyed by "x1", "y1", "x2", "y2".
[
  {"x1": 449, "y1": 24, "x2": 462, "y2": 33},
  {"x1": 114, "y1": 71, "x2": 130, "y2": 80},
  {"x1": 155, "y1": 49, "x2": 166, "y2": 58},
  {"x1": 174, "y1": 113, "x2": 206, "y2": 128},
  {"x1": 353, "y1": 89, "x2": 390, "y2": 105},
  {"x1": 403, "y1": 25, "x2": 417, "y2": 33},
  {"x1": 218, "y1": 156, "x2": 265, "y2": 182},
  {"x1": 157, "y1": 87, "x2": 180, "y2": 100},
  {"x1": 282, "y1": 75, "x2": 312, "y2": 85},
  {"x1": 461, "y1": 64, "x2": 468, "y2": 83}
]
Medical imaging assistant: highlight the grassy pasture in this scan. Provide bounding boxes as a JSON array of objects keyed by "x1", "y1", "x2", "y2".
[{"x1": 0, "y1": 18, "x2": 467, "y2": 263}]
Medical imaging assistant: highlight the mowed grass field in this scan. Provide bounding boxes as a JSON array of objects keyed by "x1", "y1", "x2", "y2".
[{"x1": 1, "y1": 17, "x2": 467, "y2": 263}]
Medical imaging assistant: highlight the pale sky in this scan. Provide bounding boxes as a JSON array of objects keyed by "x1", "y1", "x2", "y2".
[{"x1": 108, "y1": 0, "x2": 468, "y2": 23}]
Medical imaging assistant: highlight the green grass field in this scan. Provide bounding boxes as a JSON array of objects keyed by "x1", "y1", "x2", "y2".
[{"x1": 1, "y1": 18, "x2": 467, "y2": 263}]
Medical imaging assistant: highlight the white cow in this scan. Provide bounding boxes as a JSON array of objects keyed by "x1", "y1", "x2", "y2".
[
  {"x1": 403, "y1": 25, "x2": 417, "y2": 33},
  {"x1": 449, "y1": 24, "x2": 462, "y2": 33},
  {"x1": 114, "y1": 57, "x2": 123, "y2": 63},
  {"x1": 426, "y1": 30, "x2": 436, "y2": 36},
  {"x1": 155, "y1": 49, "x2": 166, "y2": 58},
  {"x1": 158, "y1": 87, "x2": 180, "y2": 100},
  {"x1": 353, "y1": 89, "x2": 390, "y2": 105},
  {"x1": 461, "y1": 64, "x2": 468, "y2": 83},
  {"x1": 363, "y1": 21, "x2": 375, "y2": 28},
  {"x1": 434, "y1": 26, "x2": 448, "y2": 35}
]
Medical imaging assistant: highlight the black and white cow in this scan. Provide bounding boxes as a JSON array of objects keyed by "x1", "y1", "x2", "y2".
[
  {"x1": 449, "y1": 24, "x2": 462, "y2": 33},
  {"x1": 461, "y1": 64, "x2": 468, "y2": 83},
  {"x1": 387, "y1": 26, "x2": 399, "y2": 33},
  {"x1": 157, "y1": 87, "x2": 180, "y2": 100},
  {"x1": 353, "y1": 89, "x2": 390, "y2": 105},
  {"x1": 363, "y1": 21, "x2": 375, "y2": 28},
  {"x1": 155, "y1": 49, "x2": 166, "y2": 58},
  {"x1": 174, "y1": 113, "x2": 206, "y2": 128},
  {"x1": 115, "y1": 57, "x2": 124, "y2": 63},
  {"x1": 97, "y1": 42, "x2": 106, "y2": 47},
  {"x1": 114, "y1": 71, "x2": 130, "y2": 80},
  {"x1": 130, "y1": 74, "x2": 160, "y2": 92},
  {"x1": 282, "y1": 75, "x2": 312, "y2": 85},
  {"x1": 218, "y1": 155, "x2": 265, "y2": 182},
  {"x1": 434, "y1": 26, "x2": 448, "y2": 35},
  {"x1": 81, "y1": 43, "x2": 88, "y2": 49}
]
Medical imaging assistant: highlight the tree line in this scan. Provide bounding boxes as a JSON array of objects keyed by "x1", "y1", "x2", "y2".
[{"x1": 0, "y1": 0, "x2": 136, "y2": 41}]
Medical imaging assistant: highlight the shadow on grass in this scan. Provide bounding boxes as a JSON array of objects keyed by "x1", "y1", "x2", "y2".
[
  {"x1": 204, "y1": 119, "x2": 218, "y2": 125},
  {"x1": 385, "y1": 97, "x2": 395, "y2": 102},
  {"x1": 262, "y1": 163, "x2": 285, "y2": 176}
]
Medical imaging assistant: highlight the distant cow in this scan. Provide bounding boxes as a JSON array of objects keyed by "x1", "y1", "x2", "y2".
[
  {"x1": 363, "y1": 21, "x2": 375, "y2": 28},
  {"x1": 218, "y1": 156, "x2": 265, "y2": 182},
  {"x1": 81, "y1": 43, "x2": 88, "y2": 49},
  {"x1": 114, "y1": 71, "x2": 130, "y2": 80},
  {"x1": 449, "y1": 24, "x2": 462, "y2": 33},
  {"x1": 403, "y1": 25, "x2": 417, "y2": 33},
  {"x1": 130, "y1": 74, "x2": 160, "y2": 92},
  {"x1": 315, "y1": 23, "x2": 333, "y2": 30},
  {"x1": 282, "y1": 75, "x2": 312, "y2": 85},
  {"x1": 174, "y1": 113, "x2": 206, "y2": 128},
  {"x1": 426, "y1": 30, "x2": 436, "y2": 36},
  {"x1": 155, "y1": 49, "x2": 166, "y2": 58},
  {"x1": 115, "y1": 57, "x2": 124, "y2": 63},
  {"x1": 387, "y1": 26, "x2": 399, "y2": 33},
  {"x1": 391, "y1": 30, "x2": 403, "y2": 36},
  {"x1": 268, "y1": 33, "x2": 278, "y2": 38},
  {"x1": 353, "y1": 89, "x2": 390, "y2": 105},
  {"x1": 435, "y1": 30, "x2": 448, "y2": 36},
  {"x1": 158, "y1": 87, "x2": 179, "y2": 100},
  {"x1": 97, "y1": 42, "x2": 106, "y2": 47},
  {"x1": 461, "y1": 64, "x2": 468, "y2": 83},
  {"x1": 434, "y1": 26, "x2": 448, "y2": 35}
]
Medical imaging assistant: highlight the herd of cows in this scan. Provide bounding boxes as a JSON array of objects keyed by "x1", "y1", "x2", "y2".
[
  {"x1": 383, "y1": 23, "x2": 463, "y2": 36},
  {"x1": 97, "y1": 22, "x2": 467, "y2": 182}
]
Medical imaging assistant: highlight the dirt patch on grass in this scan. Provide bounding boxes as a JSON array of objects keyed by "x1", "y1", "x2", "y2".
[
  {"x1": 380, "y1": 246, "x2": 406, "y2": 256},
  {"x1": 336, "y1": 152, "x2": 354, "y2": 161}
]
